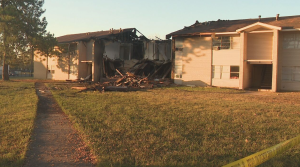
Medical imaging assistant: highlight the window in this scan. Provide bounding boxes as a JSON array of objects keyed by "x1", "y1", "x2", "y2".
[
  {"x1": 213, "y1": 36, "x2": 232, "y2": 50},
  {"x1": 212, "y1": 65, "x2": 222, "y2": 79},
  {"x1": 175, "y1": 48, "x2": 183, "y2": 51},
  {"x1": 283, "y1": 33, "x2": 300, "y2": 49},
  {"x1": 175, "y1": 65, "x2": 182, "y2": 78},
  {"x1": 48, "y1": 65, "x2": 55, "y2": 74},
  {"x1": 213, "y1": 65, "x2": 239, "y2": 79},
  {"x1": 282, "y1": 66, "x2": 300, "y2": 81},
  {"x1": 230, "y1": 66, "x2": 239, "y2": 79}
]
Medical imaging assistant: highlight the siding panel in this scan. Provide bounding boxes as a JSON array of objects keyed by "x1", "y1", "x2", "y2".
[
  {"x1": 212, "y1": 36, "x2": 240, "y2": 87},
  {"x1": 181, "y1": 37, "x2": 212, "y2": 86},
  {"x1": 279, "y1": 32, "x2": 300, "y2": 90},
  {"x1": 247, "y1": 33, "x2": 273, "y2": 60}
]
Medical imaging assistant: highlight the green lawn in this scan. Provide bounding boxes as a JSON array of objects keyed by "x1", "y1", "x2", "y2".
[
  {"x1": 49, "y1": 83, "x2": 300, "y2": 167},
  {"x1": 0, "y1": 81, "x2": 37, "y2": 167}
]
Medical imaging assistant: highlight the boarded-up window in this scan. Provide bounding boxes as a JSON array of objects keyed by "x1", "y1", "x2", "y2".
[
  {"x1": 213, "y1": 65, "x2": 239, "y2": 79},
  {"x1": 283, "y1": 33, "x2": 300, "y2": 49},
  {"x1": 282, "y1": 66, "x2": 300, "y2": 81}
]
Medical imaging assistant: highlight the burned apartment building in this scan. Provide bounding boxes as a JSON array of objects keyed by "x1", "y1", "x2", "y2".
[{"x1": 34, "y1": 28, "x2": 171, "y2": 82}]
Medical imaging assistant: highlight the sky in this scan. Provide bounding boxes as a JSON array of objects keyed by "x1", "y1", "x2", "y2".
[{"x1": 43, "y1": 0, "x2": 300, "y2": 39}]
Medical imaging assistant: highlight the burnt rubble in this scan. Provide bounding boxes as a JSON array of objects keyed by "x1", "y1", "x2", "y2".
[{"x1": 101, "y1": 58, "x2": 172, "y2": 91}]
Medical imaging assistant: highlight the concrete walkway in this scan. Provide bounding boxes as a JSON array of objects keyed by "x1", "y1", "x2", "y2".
[{"x1": 23, "y1": 82, "x2": 95, "y2": 167}]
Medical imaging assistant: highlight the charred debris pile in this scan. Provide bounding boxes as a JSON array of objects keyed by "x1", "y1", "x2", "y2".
[
  {"x1": 100, "y1": 58, "x2": 172, "y2": 91},
  {"x1": 72, "y1": 58, "x2": 173, "y2": 92}
]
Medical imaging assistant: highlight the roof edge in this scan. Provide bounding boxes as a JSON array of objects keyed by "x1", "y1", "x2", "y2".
[{"x1": 236, "y1": 22, "x2": 282, "y2": 33}]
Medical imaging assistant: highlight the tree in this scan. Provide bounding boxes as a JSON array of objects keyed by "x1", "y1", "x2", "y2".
[
  {"x1": 0, "y1": 0, "x2": 48, "y2": 80},
  {"x1": 34, "y1": 32, "x2": 57, "y2": 78}
]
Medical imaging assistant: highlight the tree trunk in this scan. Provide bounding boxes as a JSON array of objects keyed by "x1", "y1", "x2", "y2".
[
  {"x1": 2, "y1": 30, "x2": 9, "y2": 81},
  {"x1": 30, "y1": 46, "x2": 34, "y2": 77},
  {"x1": 2, "y1": 55, "x2": 9, "y2": 80}
]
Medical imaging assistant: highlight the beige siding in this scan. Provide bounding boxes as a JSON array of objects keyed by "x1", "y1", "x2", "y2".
[
  {"x1": 78, "y1": 41, "x2": 88, "y2": 79},
  {"x1": 281, "y1": 82, "x2": 300, "y2": 91},
  {"x1": 212, "y1": 79, "x2": 239, "y2": 88},
  {"x1": 280, "y1": 49, "x2": 300, "y2": 66},
  {"x1": 181, "y1": 36, "x2": 212, "y2": 86},
  {"x1": 279, "y1": 32, "x2": 300, "y2": 91},
  {"x1": 47, "y1": 56, "x2": 69, "y2": 80},
  {"x1": 212, "y1": 36, "x2": 240, "y2": 88},
  {"x1": 34, "y1": 43, "x2": 79, "y2": 80},
  {"x1": 247, "y1": 32, "x2": 273, "y2": 60},
  {"x1": 69, "y1": 51, "x2": 79, "y2": 80},
  {"x1": 34, "y1": 54, "x2": 47, "y2": 79},
  {"x1": 212, "y1": 36, "x2": 240, "y2": 65},
  {"x1": 174, "y1": 38, "x2": 183, "y2": 85}
]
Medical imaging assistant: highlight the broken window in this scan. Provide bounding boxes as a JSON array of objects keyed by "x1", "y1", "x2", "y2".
[
  {"x1": 212, "y1": 65, "x2": 239, "y2": 79},
  {"x1": 213, "y1": 36, "x2": 232, "y2": 50},
  {"x1": 283, "y1": 33, "x2": 300, "y2": 49}
]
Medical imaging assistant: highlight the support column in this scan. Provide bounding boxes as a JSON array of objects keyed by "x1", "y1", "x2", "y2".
[
  {"x1": 272, "y1": 30, "x2": 279, "y2": 92},
  {"x1": 239, "y1": 32, "x2": 248, "y2": 89},
  {"x1": 94, "y1": 40, "x2": 104, "y2": 82}
]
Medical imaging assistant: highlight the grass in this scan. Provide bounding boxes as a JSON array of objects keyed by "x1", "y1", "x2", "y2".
[
  {"x1": 0, "y1": 81, "x2": 37, "y2": 167},
  {"x1": 49, "y1": 83, "x2": 300, "y2": 167}
]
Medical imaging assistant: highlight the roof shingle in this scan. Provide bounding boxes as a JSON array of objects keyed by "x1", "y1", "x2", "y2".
[
  {"x1": 166, "y1": 15, "x2": 300, "y2": 38},
  {"x1": 57, "y1": 28, "x2": 135, "y2": 43}
]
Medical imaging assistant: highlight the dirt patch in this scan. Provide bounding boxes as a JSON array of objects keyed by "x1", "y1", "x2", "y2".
[{"x1": 23, "y1": 82, "x2": 95, "y2": 167}]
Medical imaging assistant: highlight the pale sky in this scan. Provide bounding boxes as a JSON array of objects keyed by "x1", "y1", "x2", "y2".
[{"x1": 43, "y1": 0, "x2": 300, "y2": 39}]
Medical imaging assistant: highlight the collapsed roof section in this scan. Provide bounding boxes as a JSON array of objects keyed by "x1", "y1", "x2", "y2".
[
  {"x1": 166, "y1": 15, "x2": 300, "y2": 38},
  {"x1": 57, "y1": 28, "x2": 147, "y2": 43}
]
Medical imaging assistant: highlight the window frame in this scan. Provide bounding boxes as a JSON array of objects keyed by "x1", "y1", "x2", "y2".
[
  {"x1": 230, "y1": 66, "x2": 239, "y2": 79},
  {"x1": 213, "y1": 36, "x2": 232, "y2": 50},
  {"x1": 212, "y1": 65, "x2": 239, "y2": 79}
]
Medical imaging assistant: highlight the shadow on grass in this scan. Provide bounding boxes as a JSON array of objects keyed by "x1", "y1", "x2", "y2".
[{"x1": 0, "y1": 158, "x2": 23, "y2": 167}]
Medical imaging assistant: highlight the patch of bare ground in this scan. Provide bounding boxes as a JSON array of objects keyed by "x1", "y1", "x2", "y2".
[{"x1": 23, "y1": 82, "x2": 95, "y2": 167}]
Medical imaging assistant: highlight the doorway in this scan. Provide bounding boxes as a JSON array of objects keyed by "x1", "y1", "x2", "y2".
[{"x1": 251, "y1": 64, "x2": 272, "y2": 89}]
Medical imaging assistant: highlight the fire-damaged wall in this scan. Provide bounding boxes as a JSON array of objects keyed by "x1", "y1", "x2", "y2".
[
  {"x1": 144, "y1": 40, "x2": 171, "y2": 61},
  {"x1": 34, "y1": 28, "x2": 172, "y2": 82},
  {"x1": 94, "y1": 40, "x2": 105, "y2": 82}
]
